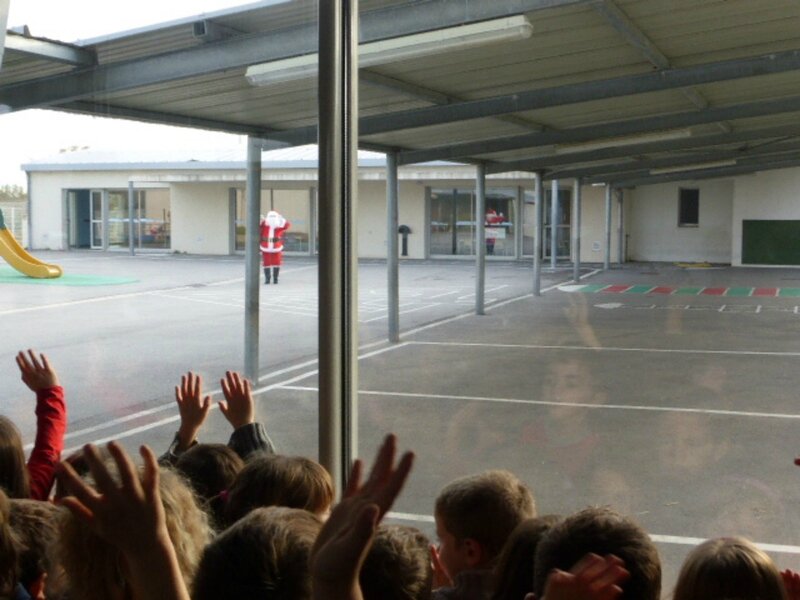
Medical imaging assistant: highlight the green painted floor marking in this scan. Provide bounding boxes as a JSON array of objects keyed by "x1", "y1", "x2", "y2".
[
  {"x1": 778, "y1": 288, "x2": 800, "y2": 297},
  {"x1": 577, "y1": 284, "x2": 608, "y2": 293},
  {"x1": 675, "y1": 287, "x2": 703, "y2": 295},
  {"x1": 626, "y1": 285, "x2": 655, "y2": 294},
  {"x1": 0, "y1": 267, "x2": 138, "y2": 286},
  {"x1": 726, "y1": 287, "x2": 753, "y2": 297}
]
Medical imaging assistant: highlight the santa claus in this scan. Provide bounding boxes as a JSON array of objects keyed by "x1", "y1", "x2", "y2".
[{"x1": 260, "y1": 210, "x2": 291, "y2": 284}]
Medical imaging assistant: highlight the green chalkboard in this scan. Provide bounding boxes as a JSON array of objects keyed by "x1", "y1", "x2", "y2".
[{"x1": 742, "y1": 220, "x2": 800, "y2": 265}]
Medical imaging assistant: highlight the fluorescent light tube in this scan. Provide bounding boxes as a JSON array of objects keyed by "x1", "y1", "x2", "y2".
[
  {"x1": 650, "y1": 159, "x2": 737, "y2": 175},
  {"x1": 246, "y1": 15, "x2": 533, "y2": 86},
  {"x1": 554, "y1": 130, "x2": 693, "y2": 154}
]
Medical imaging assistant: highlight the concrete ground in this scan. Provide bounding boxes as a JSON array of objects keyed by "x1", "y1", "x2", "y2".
[{"x1": 3, "y1": 252, "x2": 800, "y2": 591}]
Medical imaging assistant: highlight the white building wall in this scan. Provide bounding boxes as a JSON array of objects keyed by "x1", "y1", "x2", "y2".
[
  {"x1": 30, "y1": 171, "x2": 135, "y2": 249},
  {"x1": 731, "y1": 168, "x2": 800, "y2": 266},
  {"x1": 627, "y1": 180, "x2": 733, "y2": 263},
  {"x1": 578, "y1": 185, "x2": 622, "y2": 264},
  {"x1": 356, "y1": 180, "x2": 426, "y2": 259},
  {"x1": 170, "y1": 183, "x2": 230, "y2": 254}
]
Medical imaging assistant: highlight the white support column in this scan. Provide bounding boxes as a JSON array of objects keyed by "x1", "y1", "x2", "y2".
[
  {"x1": 127, "y1": 181, "x2": 135, "y2": 256},
  {"x1": 244, "y1": 137, "x2": 262, "y2": 383},
  {"x1": 475, "y1": 163, "x2": 486, "y2": 315},
  {"x1": 604, "y1": 184, "x2": 612, "y2": 270},
  {"x1": 533, "y1": 172, "x2": 543, "y2": 296},
  {"x1": 515, "y1": 186, "x2": 524, "y2": 259},
  {"x1": 101, "y1": 190, "x2": 109, "y2": 251},
  {"x1": 617, "y1": 188, "x2": 625, "y2": 265},
  {"x1": 386, "y1": 152, "x2": 400, "y2": 342},
  {"x1": 550, "y1": 179, "x2": 559, "y2": 270},
  {"x1": 573, "y1": 178, "x2": 582, "y2": 282}
]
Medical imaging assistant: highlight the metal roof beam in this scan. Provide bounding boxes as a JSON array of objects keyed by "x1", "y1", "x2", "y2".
[
  {"x1": 397, "y1": 94, "x2": 800, "y2": 164},
  {"x1": 547, "y1": 140, "x2": 800, "y2": 181},
  {"x1": 485, "y1": 125, "x2": 800, "y2": 174},
  {"x1": 269, "y1": 47, "x2": 800, "y2": 146},
  {"x1": 4, "y1": 31, "x2": 96, "y2": 66},
  {"x1": 0, "y1": 0, "x2": 589, "y2": 111},
  {"x1": 591, "y1": 0, "x2": 730, "y2": 133}
]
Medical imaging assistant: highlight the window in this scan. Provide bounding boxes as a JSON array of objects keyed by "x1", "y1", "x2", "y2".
[{"x1": 679, "y1": 188, "x2": 699, "y2": 227}]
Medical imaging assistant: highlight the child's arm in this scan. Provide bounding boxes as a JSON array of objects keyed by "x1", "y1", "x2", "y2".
[
  {"x1": 219, "y1": 371, "x2": 276, "y2": 459},
  {"x1": 59, "y1": 442, "x2": 190, "y2": 600},
  {"x1": 541, "y1": 553, "x2": 629, "y2": 600},
  {"x1": 16, "y1": 350, "x2": 66, "y2": 500},
  {"x1": 160, "y1": 372, "x2": 211, "y2": 465},
  {"x1": 311, "y1": 434, "x2": 414, "y2": 600}
]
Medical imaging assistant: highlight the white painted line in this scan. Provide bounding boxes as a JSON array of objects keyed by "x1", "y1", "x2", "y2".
[
  {"x1": 429, "y1": 291, "x2": 459, "y2": 299},
  {"x1": 408, "y1": 340, "x2": 800, "y2": 358},
  {"x1": 757, "y1": 305, "x2": 763, "y2": 314},
  {"x1": 361, "y1": 304, "x2": 439, "y2": 324},
  {"x1": 385, "y1": 513, "x2": 800, "y2": 555},
  {"x1": 280, "y1": 385, "x2": 800, "y2": 421},
  {"x1": 718, "y1": 304, "x2": 726, "y2": 312}
]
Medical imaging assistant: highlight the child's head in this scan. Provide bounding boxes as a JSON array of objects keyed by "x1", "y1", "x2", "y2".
[
  {"x1": 533, "y1": 507, "x2": 661, "y2": 600},
  {"x1": 490, "y1": 515, "x2": 562, "y2": 600},
  {"x1": 224, "y1": 454, "x2": 334, "y2": 525},
  {"x1": 0, "y1": 416, "x2": 29, "y2": 499},
  {"x1": 59, "y1": 466, "x2": 212, "y2": 600},
  {"x1": 9, "y1": 498, "x2": 65, "y2": 599},
  {"x1": 175, "y1": 443, "x2": 244, "y2": 501},
  {"x1": 673, "y1": 537, "x2": 787, "y2": 600},
  {"x1": 193, "y1": 506, "x2": 322, "y2": 600},
  {"x1": 359, "y1": 525, "x2": 433, "y2": 600},
  {"x1": 434, "y1": 470, "x2": 536, "y2": 577}
]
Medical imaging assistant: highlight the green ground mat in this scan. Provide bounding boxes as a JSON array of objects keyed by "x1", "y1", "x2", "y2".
[{"x1": 0, "y1": 267, "x2": 138, "y2": 286}]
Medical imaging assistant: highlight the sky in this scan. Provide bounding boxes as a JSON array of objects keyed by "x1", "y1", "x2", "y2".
[{"x1": 0, "y1": 0, "x2": 269, "y2": 187}]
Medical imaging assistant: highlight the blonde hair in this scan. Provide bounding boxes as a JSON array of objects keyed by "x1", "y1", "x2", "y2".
[
  {"x1": 0, "y1": 416, "x2": 29, "y2": 499},
  {"x1": 673, "y1": 537, "x2": 787, "y2": 600},
  {"x1": 59, "y1": 466, "x2": 212, "y2": 600}
]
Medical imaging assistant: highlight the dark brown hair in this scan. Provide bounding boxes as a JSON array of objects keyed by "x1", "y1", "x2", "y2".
[
  {"x1": 176, "y1": 443, "x2": 244, "y2": 501},
  {"x1": 224, "y1": 454, "x2": 334, "y2": 526},
  {"x1": 360, "y1": 525, "x2": 433, "y2": 600},
  {"x1": 193, "y1": 506, "x2": 321, "y2": 600},
  {"x1": 533, "y1": 507, "x2": 661, "y2": 600}
]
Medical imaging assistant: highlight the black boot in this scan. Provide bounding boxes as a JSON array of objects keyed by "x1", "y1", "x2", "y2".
[
  {"x1": 264, "y1": 268, "x2": 271, "y2": 284},
  {"x1": 273, "y1": 267, "x2": 280, "y2": 284}
]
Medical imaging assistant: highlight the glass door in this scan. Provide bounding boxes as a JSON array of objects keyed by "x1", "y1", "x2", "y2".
[
  {"x1": 544, "y1": 188, "x2": 572, "y2": 259},
  {"x1": 90, "y1": 190, "x2": 103, "y2": 249}
]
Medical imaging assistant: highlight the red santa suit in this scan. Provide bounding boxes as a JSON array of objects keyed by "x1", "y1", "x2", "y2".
[{"x1": 260, "y1": 211, "x2": 290, "y2": 266}]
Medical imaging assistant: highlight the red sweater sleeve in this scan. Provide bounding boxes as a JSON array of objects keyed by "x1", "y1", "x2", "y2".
[{"x1": 27, "y1": 386, "x2": 67, "y2": 500}]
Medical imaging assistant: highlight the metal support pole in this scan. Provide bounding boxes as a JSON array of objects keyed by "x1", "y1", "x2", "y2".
[
  {"x1": 617, "y1": 188, "x2": 625, "y2": 265},
  {"x1": 550, "y1": 179, "x2": 559, "y2": 270},
  {"x1": 573, "y1": 178, "x2": 582, "y2": 282},
  {"x1": 101, "y1": 190, "x2": 109, "y2": 251},
  {"x1": 604, "y1": 184, "x2": 612, "y2": 270},
  {"x1": 309, "y1": 186, "x2": 317, "y2": 256},
  {"x1": 25, "y1": 171, "x2": 32, "y2": 250},
  {"x1": 533, "y1": 172, "x2": 543, "y2": 296},
  {"x1": 127, "y1": 181, "x2": 135, "y2": 256},
  {"x1": 318, "y1": 0, "x2": 359, "y2": 494},
  {"x1": 515, "y1": 187, "x2": 523, "y2": 259},
  {"x1": 386, "y1": 152, "x2": 400, "y2": 342},
  {"x1": 244, "y1": 137, "x2": 262, "y2": 383},
  {"x1": 475, "y1": 163, "x2": 486, "y2": 315}
]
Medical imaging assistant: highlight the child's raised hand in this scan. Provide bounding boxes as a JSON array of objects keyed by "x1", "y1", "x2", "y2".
[
  {"x1": 16, "y1": 349, "x2": 60, "y2": 391},
  {"x1": 219, "y1": 371, "x2": 254, "y2": 430},
  {"x1": 174, "y1": 372, "x2": 211, "y2": 450},
  {"x1": 310, "y1": 434, "x2": 414, "y2": 599},
  {"x1": 782, "y1": 569, "x2": 800, "y2": 600},
  {"x1": 542, "y1": 553, "x2": 629, "y2": 600},
  {"x1": 58, "y1": 442, "x2": 168, "y2": 557}
]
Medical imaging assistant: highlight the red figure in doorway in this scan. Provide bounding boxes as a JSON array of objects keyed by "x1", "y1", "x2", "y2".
[
  {"x1": 260, "y1": 210, "x2": 290, "y2": 284},
  {"x1": 485, "y1": 208, "x2": 504, "y2": 255}
]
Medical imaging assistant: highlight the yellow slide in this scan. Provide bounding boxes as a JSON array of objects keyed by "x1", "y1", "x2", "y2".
[{"x1": 0, "y1": 209, "x2": 62, "y2": 278}]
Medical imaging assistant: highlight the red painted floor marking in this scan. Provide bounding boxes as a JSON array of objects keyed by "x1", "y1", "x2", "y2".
[
  {"x1": 602, "y1": 285, "x2": 632, "y2": 293},
  {"x1": 649, "y1": 286, "x2": 675, "y2": 295},
  {"x1": 701, "y1": 287, "x2": 726, "y2": 296},
  {"x1": 753, "y1": 288, "x2": 778, "y2": 297}
]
